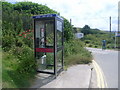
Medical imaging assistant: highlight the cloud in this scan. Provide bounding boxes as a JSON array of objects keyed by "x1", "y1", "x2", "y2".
[{"x1": 6, "y1": 0, "x2": 119, "y2": 31}]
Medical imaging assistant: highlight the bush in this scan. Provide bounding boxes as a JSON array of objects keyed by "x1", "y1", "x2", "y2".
[
  {"x1": 82, "y1": 32, "x2": 115, "y2": 49},
  {"x1": 64, "y1": 39, "x2": 92, "y2": 67},
  {"x1": 64, "y1": 40, "x2": 84, "y2": 57},
  {"x1": 64, "y1": 54, "x2": 92, "y2": 66},
  {"x1": 85, "y1": 40, "x2": 90, "y2": 44},
  {"x1": 94, "y1": 45, "x2": 98, "y2": 48},
  {"x1": 2, "y1": 35, "x2": 16, "y2": 51},
  {"x1": 88, "y1": 44, "x2": 93, "y2": 47},
  {"x1": 2, "y1": 45, "x2": 36, "y2": 88},
  {"x1": 10, "y1": 45, "x2": 36, "y2": 74},
  {"x1": 107, "y1": 44, "x2": 115, "y2": 49}
]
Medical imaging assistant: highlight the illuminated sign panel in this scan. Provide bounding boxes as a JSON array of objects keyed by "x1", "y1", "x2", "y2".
[{"x1": 57, "y1": 20, "x2": 62, "y2": 32}]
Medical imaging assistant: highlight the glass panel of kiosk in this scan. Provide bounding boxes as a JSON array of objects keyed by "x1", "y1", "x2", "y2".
[
  {"x1": 35, "y1": 20, "x2": 54, "y2": 74},
  {"x1": 33, "y1": 14, "x2": 64, "y2": 75}
]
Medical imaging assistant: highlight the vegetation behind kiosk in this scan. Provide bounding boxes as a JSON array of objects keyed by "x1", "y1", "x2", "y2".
[{"x1": 32, "y1": 14, "x2": 64, "y2": 76}]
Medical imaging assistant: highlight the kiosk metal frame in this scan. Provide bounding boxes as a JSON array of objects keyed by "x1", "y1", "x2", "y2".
[{"x1": 33, "y1": 14, "x2": 64, "y2": 76}]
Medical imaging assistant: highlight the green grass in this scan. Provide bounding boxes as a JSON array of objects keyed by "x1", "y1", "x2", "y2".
[
  {"x1": 82, "y1": 33, "x2": 116, "y2": 49},
  {"x1": 2, "y1": 47, "x2": 36, "y2": 88},
  {"x1": 64, "y1": 54, "x2": 92, "y2": 67},
  {"x1": 64, "y1": 39, "x2": 92, "y2": 68},
  {"x1": 2, "y1": 52, "x2": 19, "y2": 88}
]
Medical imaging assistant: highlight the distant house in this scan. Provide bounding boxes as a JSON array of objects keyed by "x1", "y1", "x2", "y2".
[
  {"x1": 75, "y1": 33, "x2": 84, "y2": 39},
  {"x1": 73, "y1": 27, "x2": 84, "y2": 39},
  {"x1": 116, "y1": 34, "x2": 120, "y2": 37}
]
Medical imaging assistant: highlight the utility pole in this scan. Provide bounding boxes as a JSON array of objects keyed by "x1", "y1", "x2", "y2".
[
  {"x1": 70, "y1": 19, "x2": 72, "y2": 25},
  {"x1": 118, "y1": 16, "x2": 119, "y2": 33},
  {"x1": 117, "y1": 16, "x2": 120, "y2": 49},
  {"x1": 115, "y1": 32, "x2": 117, "y2": 48},
  {"x1": 58, "y1": 12, "x2": 60, "y2": 16},
  {"x1": 110, "y1": 16, "x2": 111, "y2": 38}
]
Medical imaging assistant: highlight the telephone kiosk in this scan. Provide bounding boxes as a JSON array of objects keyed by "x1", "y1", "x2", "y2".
[{"x1": 32, "y1": 14, "x2": 64, "y2": 76}]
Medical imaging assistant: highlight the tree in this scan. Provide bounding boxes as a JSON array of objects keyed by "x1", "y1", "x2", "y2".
[
  {"x1": 73, "y1": 27, "x2": 77, "y2": 33},
  {"x1": 64, "y1": 18, "x2": 74, "y2": 41},
  {"x1": 81, "y1": 25, "x2": 91, "y2": 35}
]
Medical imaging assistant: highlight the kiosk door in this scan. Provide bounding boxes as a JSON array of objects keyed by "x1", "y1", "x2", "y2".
[{"x1": 35, "y1": 20, "x2": 55, "y2": 74}]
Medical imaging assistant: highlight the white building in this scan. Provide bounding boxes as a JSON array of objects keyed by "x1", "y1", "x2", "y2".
[{"x1": 75, "y1": 33, "x2": 84, "y2": 39}]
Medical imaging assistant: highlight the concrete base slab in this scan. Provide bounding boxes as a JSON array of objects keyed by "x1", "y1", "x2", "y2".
[
  {"x1": 31, "y1": 73, "x2": 55, "y2": 88},
  {"x1": 41, "y1": 65, "x2": 92, "y2": 88}
]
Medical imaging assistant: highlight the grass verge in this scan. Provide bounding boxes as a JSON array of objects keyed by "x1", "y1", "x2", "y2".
[
  {"x1": 64, "y1": 39, "x2": 92, "y2": 68},
  {"x1": 2, "y1": 46, "x2": 36, "y2": 88}
]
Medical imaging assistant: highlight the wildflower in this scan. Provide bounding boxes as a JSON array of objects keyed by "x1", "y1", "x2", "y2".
[
  {"x1": 23, "y1": 36, "x2": 26, "y2": 38},
  {"x1": 22, "y1": 32, "x2": 26, "y2": 34},
  {"x1": 19, "y1": 34, "x2": 22, "y2": 36},
  {"x1": 26, "y1": 33, "x2": 29, "y2": 34}
]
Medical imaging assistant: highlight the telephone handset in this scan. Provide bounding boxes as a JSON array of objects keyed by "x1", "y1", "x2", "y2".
[{"x1": 40, "y1": 28, "x2": 45, "y2": 48}]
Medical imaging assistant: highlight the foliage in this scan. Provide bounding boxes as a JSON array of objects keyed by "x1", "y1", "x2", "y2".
[
  {"x1": 81, "y1": 25, "x2": 91, "y2": 35},
  {"x1": 64, "y1": 18, "x2": 74, "y2": 41},
  {"x1": 79, "y1": 25, "x2": 105, "y2": 36},
  {"x1": 2, "y1": 50, "x2": 36, "y2": 88},
  {"x1": 2, "y1": 2, "x2": 73, "y2": 47},
  {"x1": 64, "y1": 54, "x2": 92, "y2": 67},
  {"x1": 81, "y1": 32, "x2": 115, "y2": 49},
  {"x1": 64, "y1": 40, "x2": 92, "y2": 67},
  {"x1": 116, "y1": 36, "x2": 120, "y2": 50},
  {"x1": 2, "y1": 1, "x2": 92, "y2": 88},
  {"x1": 13, "y1": 2, "x2": 57, "y2": 14},
  {"x1": 76, "y1": 25, "x2": 115, "y2": 49},
  {"x1": 2, "y1": 2, "x2": 58, "y2": 88}
]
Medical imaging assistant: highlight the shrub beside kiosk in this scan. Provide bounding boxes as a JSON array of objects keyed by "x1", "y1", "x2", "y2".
[{"x1": 32, "y1": 14, "x2": 64, "y2": 77}]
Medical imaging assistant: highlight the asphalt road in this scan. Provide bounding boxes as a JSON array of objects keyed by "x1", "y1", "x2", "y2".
[{"x1": 86, "y1": 47, "x2": 118, "y2": 88}]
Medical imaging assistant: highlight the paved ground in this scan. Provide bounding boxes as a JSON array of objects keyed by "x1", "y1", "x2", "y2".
[
  {"x1": 31, "y1": 47, "x2": 119, "y2": 88},
  {"x1": 31, "y1": 65, "x2": 93, "y2": 88},
  {"x1": 86, "y1": 47, "x2": 118, "y2": 88}
]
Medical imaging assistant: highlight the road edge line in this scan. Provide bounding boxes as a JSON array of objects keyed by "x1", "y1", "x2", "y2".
[{"x1": 92, "y1": 60, "x2": 108, "y2": 88}]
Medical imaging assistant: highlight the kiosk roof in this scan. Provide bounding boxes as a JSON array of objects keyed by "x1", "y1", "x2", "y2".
[{"x1": 32, "y1": 14, "x2": 63, "y2": 20}]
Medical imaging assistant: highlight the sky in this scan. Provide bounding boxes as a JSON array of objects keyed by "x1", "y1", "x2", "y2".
[{"x1": 5, "y1": 0, "x2": 119, "y2": 31}]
